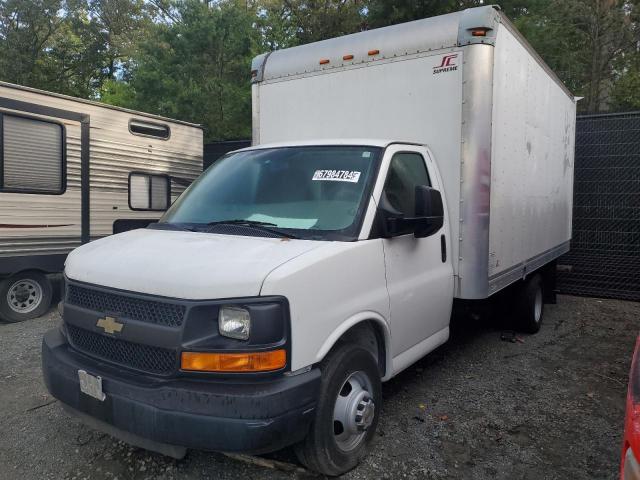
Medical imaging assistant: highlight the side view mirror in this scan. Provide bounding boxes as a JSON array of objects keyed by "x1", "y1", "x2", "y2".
[
  {"x1": 414, "y1": 185, "x2": 444, "y2": 238},
  {"x1": 376, "y1": 185, "x2": 444, "y2": 239}
]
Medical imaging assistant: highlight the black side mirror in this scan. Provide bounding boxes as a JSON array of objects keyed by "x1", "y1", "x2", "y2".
[
  {"x1": 414, "y1": 185, "x2": 444, "y2": 238},
  {"x1": 375, "y1": 185, "x2": 444, "y2": 239}
]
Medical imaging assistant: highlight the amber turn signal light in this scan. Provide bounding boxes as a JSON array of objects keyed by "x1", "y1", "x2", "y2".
[{"x1": 181, "y1": 350, "x2": 286, "y2": 373}]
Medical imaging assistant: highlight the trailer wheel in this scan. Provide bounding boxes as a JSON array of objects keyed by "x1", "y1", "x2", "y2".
[
  {"x1": 0, "y1": 272, "x2": 53, "y2": 323},
  {"x1": 295, "y1": 344, "x2": 381, "y2": 476},
  {"x1": 515, "y1": 274, "x2": 544, "y2": 334}
]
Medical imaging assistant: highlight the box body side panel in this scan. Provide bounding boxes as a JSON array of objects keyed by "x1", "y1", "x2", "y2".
[
  {"x1": 488, "y1": 23, "x2": 575, "y2": 293},
  {"x1": 256, "y1": 52, "x2": 464, "y2": 275}
]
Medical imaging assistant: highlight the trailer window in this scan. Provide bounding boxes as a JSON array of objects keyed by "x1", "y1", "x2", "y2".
[
  {"x1": 0, "y1": 114, "x2": 64, "y2": 194},
  {"x1": 129, "y1": 173, "x2": 170, "y2": 211},
  {"x1": 383, "y1": 152, "x2": 431, "y2": 216},
  {"x1": 129, "y1": 119, "x2": 170, "y2": 140}
]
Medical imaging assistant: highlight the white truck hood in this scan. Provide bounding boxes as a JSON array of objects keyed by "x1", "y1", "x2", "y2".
[{"x1": 64, "y1": 228, "x2": 324, "y2": 299}]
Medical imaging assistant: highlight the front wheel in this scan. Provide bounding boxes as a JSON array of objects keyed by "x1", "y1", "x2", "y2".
[
  {"x1": 295, "y1": 344, "x2": 381, "y2": 476},
  {"x1": 0, "y1": 272, "x2": 53, "y2": 323}
]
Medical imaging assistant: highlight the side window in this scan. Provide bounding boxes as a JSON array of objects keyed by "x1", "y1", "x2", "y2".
[
  {"x1": 129, "y1": 173, "x2": 170, "y2": 211},
  {"x1": 129, "y1": 119, "x2": 170, "y2": 140},
  {"x1": 383, "y1": 152, "x2": 431, "y2": 216},
  {"x1": 0, "y1": 114, "x2": 64, "y2": 193}
]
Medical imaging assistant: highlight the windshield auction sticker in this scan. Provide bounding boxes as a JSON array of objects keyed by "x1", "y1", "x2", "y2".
[{"x1": 312, "y1": 170, "x2": 361, "y2": 183}]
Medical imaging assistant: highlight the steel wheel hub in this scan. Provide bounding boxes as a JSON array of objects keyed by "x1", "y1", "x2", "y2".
[
  {"x1": 7, "y1": 279, "x2": 43, "y2": 314},
  {"x1": 333, "y1": 371, "x2": 375, "y2": 452}
]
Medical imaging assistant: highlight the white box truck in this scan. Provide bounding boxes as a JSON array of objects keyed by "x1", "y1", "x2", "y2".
[
  {"x1": 42, "y1": 6, "x2": 575, "y2": 476},
  {"x1": 0, "y1": 81, "x2": 203, "y2": 322}
]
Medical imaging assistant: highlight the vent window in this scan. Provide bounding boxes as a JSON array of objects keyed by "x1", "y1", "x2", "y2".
[
  {"x1": 0, "y1": 114, "x2": 65, "y2": 194},
  {"x1": 129, "y1": 119, "x2": 170, "y2": 139},
  {"x1": 129, "y1": 173, "x2": 170, "y2": 211}
]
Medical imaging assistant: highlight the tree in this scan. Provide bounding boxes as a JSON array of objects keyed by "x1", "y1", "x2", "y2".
[
  {"x1": 0, "y1": 0, "x2": 65, "y2": 89},
  {"x1": 610, "y1": 52, "x2": 640, "y2": 110},
  {"x1": 113, "y1": 0, "x2": 258, "y2": 141},
  {"x1": 513, "y1": 0, "x2": 640, "y2": 112},
  {"x1": 256, "y1": 0, "x2": 365, "y2": 49},
  {"x1": 366, "y1": 0, "x2": 480, "y2": 28},
  {"x1": 0, "y1": 0, "x2": 153, "y2": 98}
]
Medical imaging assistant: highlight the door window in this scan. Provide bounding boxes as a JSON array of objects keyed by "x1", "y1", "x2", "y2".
[{"x1": 383, "y1": 152, "x2": 431, "y2": 216}]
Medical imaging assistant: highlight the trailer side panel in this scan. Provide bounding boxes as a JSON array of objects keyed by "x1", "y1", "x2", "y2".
[{"x1": 0, "y1": 83, "x2": 203, "y2": 269}]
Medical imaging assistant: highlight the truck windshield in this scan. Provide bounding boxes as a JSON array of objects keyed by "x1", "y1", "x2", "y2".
[{"x1": 160, "y1": 145, "x2": 382, "y2": 241}]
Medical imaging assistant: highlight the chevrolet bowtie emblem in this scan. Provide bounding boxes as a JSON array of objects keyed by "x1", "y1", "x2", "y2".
[{"x1": 96, "y1": 316, "x2": 124, "y2": 334}]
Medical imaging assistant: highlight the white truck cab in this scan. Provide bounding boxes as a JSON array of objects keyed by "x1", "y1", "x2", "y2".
[{"x1": 42, "y1": 6, "x2": 575, "y2": 476}]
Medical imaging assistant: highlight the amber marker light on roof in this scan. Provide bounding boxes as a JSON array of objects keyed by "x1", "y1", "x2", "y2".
[
  {"x1": 368, "y1": 49, "x2": 380, "y2": 56},
  {"x1": 319, "y1": 58, "x2": 330, "y2": 65},
  {"x1": 471, "y1": 28, "x2": 489, "y2": 37},
  {"x1": 181, "y1": 350, "x2": 286, "y2": 373},
  {"x1": 343, "y1": 54, "x2": 354, "y2": 61}
]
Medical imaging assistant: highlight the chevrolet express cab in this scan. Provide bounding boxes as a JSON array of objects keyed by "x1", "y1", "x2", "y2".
[{"x1": 42, "y1": 6, "x2": 576, "y2": 476}]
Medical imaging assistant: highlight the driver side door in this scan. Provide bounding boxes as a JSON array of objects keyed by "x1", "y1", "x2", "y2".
[{"x1": 376, "y1": 146, "x2": 454, "y2": 368}]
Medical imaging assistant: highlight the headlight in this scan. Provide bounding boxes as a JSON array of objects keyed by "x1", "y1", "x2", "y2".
[{"x1": 219, "y1": 306, "x2": 251, "y2": 340}]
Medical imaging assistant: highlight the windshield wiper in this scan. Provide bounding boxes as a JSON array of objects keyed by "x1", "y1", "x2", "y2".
[
  {"x1": 150, "y1": 222, "x2": 198, "y2": 232},
  {"x1": 205, "y1": 220, "x2": 299, "y2": 239}
]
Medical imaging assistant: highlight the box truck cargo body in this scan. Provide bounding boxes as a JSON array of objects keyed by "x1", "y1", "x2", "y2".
[
  {"x1": 251, "y1": 6, "x2": 576, "y2": 299},
  {"x1": 0, "y1": 82, "x2": 203, "y2": 322},
  {"x1": 42, "y1": 6, "x2": 575, "y2": 476}
]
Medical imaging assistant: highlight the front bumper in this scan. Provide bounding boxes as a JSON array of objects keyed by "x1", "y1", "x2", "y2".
[{"x1": 42, "y1": 328, "x2": 320, "y2": 455}]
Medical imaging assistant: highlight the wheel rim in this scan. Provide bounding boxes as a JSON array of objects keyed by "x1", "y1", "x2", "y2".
[
  {"x1": 333, "y1": 371, "x2": 375, "y2": 452},
  {"x1": 6, "y1": 279, "x2": 43, "y2": 314},
  {"x1": 534, "y1": 287, "x2": 543, "y2": 323}
]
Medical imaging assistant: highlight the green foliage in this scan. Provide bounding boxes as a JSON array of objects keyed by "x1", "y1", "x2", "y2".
[
  {"x1": 125, "y1": 0, "x2": 258, "y2": 141},
  {"x1": 366, "y1": 0, "x2": 480, "y2": 28},
  {"x1": 512, "y1": 0, "x2": 640, "y2": 112},
  {"x1": 0, "y1": 0, "x2": 152, "y2": 97},
  {"x1": 610, "y1": 53, "x2": 640, "y2": 110},
  {"x1": 0, "y1": 0, "x2": 67, "y2": 91},
  {"x1": 1, "y1": 0, "x2": 640, "y2": 140}
]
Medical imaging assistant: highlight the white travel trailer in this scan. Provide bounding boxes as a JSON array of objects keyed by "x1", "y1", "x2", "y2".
[
  {"x1": 0, "y1": 82, "x2": 203, "y2": 322},
  {"x1": 42, "y1": 6, "x2": 575, "y2": 476}
]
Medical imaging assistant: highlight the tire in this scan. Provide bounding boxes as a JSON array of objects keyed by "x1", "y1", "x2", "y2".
[
  {"x1": 0, "y1": 272, "x2": 53, "y2": 323},
  {"x1": 295, "y1": 344, "x2": 381, "y2": 476},
  {"x1": 515, "y1": 274, "x2": 544, "y2": 334}
]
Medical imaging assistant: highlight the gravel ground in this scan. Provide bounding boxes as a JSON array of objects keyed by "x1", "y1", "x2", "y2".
[{"x1": 0, "y1": 294, "x2": 638, "y2": 480}]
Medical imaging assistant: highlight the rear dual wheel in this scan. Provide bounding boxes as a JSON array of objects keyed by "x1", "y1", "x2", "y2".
[
  {"x1": 296, "y1": 344, "x2": 381, "y2": 476},
  {"x1": 0, "y1": 272, "x2": 52, "y2": 323},
  {"x1": 514, "y1": 274, "x2": 544, "y2": 334}
]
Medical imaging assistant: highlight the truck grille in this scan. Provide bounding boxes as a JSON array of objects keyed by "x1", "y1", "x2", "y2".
[
  {"x1": 66, "y1": 324, "x2": 177, "y2": 375},
  {"x1": 67, "y1": 285, "x2": 186, "y2": 328}
]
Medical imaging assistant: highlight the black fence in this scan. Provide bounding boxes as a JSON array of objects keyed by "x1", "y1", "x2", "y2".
[
  {"x1": 557, "y1": 112, "x2": 640, "y2": 301},
  {"x1": 204, "y1": 140, "x2": 251, "y2": 170}
]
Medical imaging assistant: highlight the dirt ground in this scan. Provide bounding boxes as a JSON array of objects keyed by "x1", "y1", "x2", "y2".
[{"x1": 0, "y1": 294, "x2": 638, "y2": 480}]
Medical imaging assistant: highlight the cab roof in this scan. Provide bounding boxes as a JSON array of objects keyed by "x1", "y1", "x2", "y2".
[{"x1": 233, "y1": 139, "x2": 404, "y2": 153}]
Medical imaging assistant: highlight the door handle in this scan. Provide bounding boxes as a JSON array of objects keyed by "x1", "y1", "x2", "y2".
[{"x1": 441, "y1": 234, "x2": 446, "y2": 263}]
